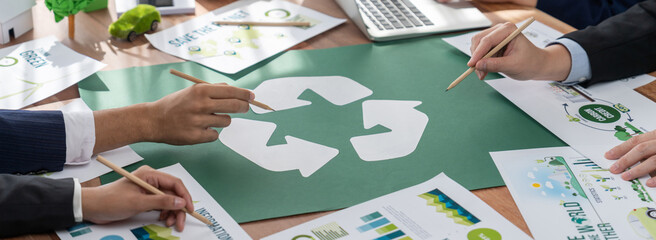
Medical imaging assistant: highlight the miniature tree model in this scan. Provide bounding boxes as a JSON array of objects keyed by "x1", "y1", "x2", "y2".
[{"x1": 45, "y1": 0, "x2": 94, "y2": 39}]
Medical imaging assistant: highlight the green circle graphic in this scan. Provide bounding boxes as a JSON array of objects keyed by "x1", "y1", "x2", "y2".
[
  {"x1": 265, "y1": 8, "x2": 291, "y2": 18},
  {"x1": 292, "y1": 235, "x2": 314, "y2": 240},
  {"x1": 467, "y1": 228, "x2": 502, "y2": 240},
  {"x1": 578, "y1": 104, "x2": 621, "y2": 123},
  {"x1": 0, "y1": 56, "x2": 18, "y2": 67}
]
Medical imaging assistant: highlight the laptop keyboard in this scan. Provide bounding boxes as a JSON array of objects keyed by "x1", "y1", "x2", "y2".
[{"x1": 357, "y1": 0, "x2": 434, "y2": 31}]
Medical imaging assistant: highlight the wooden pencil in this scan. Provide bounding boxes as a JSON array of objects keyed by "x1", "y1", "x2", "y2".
[
  {"x1": 446, "y1": 17, "x2": 536, "y2": 91},
  {"x1": 213, "y1": 21, "x2": 311, "y2": 27},
  {"x1": 169, "y1": 69, "x2": 275, "y2": 111},
  {"x1": 95, "y1": 155, "x2": 213, "y2": 226}
]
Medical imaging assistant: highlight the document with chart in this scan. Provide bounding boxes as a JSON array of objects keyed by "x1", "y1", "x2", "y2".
[
  {"x1": 491, "y1": 147, "x2": 656, "y2": 240},
  {"x1": 56, "y1": 163, "x2": 251, "y2": 240},
  {"x1": 146, "y1": 0, "x2": 344, "y2": 74},
  {"x1": 263, "y1": 173, "x2": 530, "y2": 240},
  {"x1": 0, "y1": 36, "x2": 105, "y2": 109},
  {"x1": 487, "y1": 76, "x2": 656, "y2": 168}
]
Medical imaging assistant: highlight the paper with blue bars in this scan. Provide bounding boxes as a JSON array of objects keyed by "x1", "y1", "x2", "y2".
[{"x1": 263, "y1": 173, "x2": 530, "y2": 240}]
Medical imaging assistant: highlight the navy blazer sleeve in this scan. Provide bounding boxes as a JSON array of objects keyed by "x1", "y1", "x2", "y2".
[
  {"x1": 562, "y1": 1, "x2": 656, "y2": 86},
  {"x1": 0, "y1": 175, "x2": 76, "y2": 237},
  {"x1": 537, "y1": 0, "x2": 645, "y2": 29},
  {"x1": 0, "y1": 110, "x2": 67, "y2": 174}
]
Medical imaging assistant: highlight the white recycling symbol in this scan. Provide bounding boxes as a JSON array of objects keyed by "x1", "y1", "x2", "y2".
[{"x1": 219, "y1": 76, "x2": 428, "y2": 177}]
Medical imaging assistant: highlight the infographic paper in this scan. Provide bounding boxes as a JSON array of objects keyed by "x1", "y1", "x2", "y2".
[
  {"x1": 487, "y1": 77, "x2": 656, "y2": 168},
  {"x1": 263, "y1": 173, "x2": 530, "y2": 240},
  {"x1": 0, "y1": 36, "x2": 106, "y2": 109},
  {"x1": 491, "y1": 147, "x2": 656, "y2": 240},
  {"x1": 56, "y1": 163, "x2": 252, "y2": 240},
  {"x1": 145, "y1": 0, "x2": 344, "y2": 74}
]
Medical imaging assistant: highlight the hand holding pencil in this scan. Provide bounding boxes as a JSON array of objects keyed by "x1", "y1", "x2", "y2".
[
  {"x1": 447, "y1": 17, "x2": 575, "y2": 91},
  {"x1": 81, "y1": 164, "x2": 208, "y2": 230}
]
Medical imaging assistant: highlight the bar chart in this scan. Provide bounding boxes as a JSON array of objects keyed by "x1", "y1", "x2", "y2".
[{"x1": 357, "y1": 211, "x2": 412, "y2": 240}]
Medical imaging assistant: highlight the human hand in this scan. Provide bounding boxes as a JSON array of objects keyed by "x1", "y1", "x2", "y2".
[
  {"x1": 92, "y1": 83, "x2": 253, "y2": 154},
  {"x1": 145, "y1": 83, "x2": 254, "y2": 145},
  {"x1": 607, "y1": 130, "x2": 656, "y2": 187},
  {"x1": 81, "y1": 166, "x2": 194, "y2": 231},
  {"x1": 467, "y1": 22, "x2": 571, "y2": 81}
]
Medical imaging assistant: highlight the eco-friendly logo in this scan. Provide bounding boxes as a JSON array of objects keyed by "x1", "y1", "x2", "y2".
[
  {"x1": 0, "y1": 56, "x2": 18, "y2": 67},
  {"x1": 467, "y1": 228, "x2": 501, "y2": 240},
  {"x1": 562, "y1": 101, "x2": 645, "y2": 141},
  {"x1": 265, "y1": 8, "x2": 291, "y2": 18},
  {"x1": 219, "y1": 76, "x2": 428, "y2": 177},
  {"x1": 578, "y1": 104, "x2": 621, "y2": 123}
]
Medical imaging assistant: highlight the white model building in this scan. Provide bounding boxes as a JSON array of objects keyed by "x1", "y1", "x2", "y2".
[{"x1": 0, "y1": 0, "x2": 36, "y2": 44}]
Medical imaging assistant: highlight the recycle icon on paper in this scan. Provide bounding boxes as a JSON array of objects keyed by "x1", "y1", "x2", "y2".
[{"x1": 219, "y1": 76, "x2": 428, "y2": 177}]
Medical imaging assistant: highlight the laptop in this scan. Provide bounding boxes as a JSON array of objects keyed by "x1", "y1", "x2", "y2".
[{"x1": 336, "y1": 0, "x2": 492, "y2": 41}]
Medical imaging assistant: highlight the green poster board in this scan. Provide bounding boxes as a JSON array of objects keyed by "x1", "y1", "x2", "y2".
[{"x1": 80, "y1": 35, "x2": 565, "y2": 223}]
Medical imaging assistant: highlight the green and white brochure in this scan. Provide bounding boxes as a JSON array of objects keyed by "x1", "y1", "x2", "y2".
[
  {"x1": 487, "y1": 75, "x2": 656, "y2": 168},
  {"x1": 491, "y1": 147, "x2": 656, "y2": 239}
]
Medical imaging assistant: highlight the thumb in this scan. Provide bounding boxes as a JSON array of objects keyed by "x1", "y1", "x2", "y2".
[{"x1": 141, "y1": 194, "x2": 187, "y2": 211}]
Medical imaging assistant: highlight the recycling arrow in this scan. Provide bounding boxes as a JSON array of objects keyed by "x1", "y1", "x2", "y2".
[
  {"x1": 350, "y1": 100, "x2": 428, "y2": 161},
  {"x1": 219, "y1": 118, "x2": 339, "y2": 177},
  {"x1": 250, "y1": 76, "x2": 373, "y2": 114}
]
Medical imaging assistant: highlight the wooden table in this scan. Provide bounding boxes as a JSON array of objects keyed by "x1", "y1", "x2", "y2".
[{"x1": 4, "y1": 1, "x2": 653, "y2": 239}]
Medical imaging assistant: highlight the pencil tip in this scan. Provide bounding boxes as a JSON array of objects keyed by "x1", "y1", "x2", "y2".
[{"x1": 445, "y1": 89, "x2": 449, "y2": 92}]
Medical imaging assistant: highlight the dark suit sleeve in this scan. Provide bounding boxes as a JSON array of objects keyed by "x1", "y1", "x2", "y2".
[
  {"x1": 561, "y1": 0, "x2": 656, "y2": 86},
  {"x1": 537, "y1": 0, "x2": 645, "y2": 29},
  {"x1": 0, "y1": 110, "x2": 67, "y2": 174},
  {"x1": 0, "y1": 175, "x2": 76, "y2": 237}
]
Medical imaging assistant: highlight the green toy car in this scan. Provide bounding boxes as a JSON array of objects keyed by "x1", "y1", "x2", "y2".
[{"x1": 109, "y1": 4, "x2": 161, "y2": 42}]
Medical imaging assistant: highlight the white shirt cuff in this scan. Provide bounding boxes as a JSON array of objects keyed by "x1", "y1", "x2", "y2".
[
  {"x1": 548, "y1": 38, "x2": 592, "y2": 85},
  {"x1": 61, "y1": 99, "x2": 96, "y2": 165},
  {"x1": 73, "y1": 178, "x2": 83, "y2": 222}
]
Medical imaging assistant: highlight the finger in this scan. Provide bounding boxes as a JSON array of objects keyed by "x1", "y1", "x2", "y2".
[
  {"x1": 611, "y1": 140, "x2": 656, "y2": 174},
  {"x1": 207, "y1": 99, "x2": 250, "y2": 113},
  {"x1": 198, "y1": 114, "x2": 232, "y2": 129},
  {"x1": 159, "y1": 210, "x2": 169, "y2": 221},
  {"x1": 470, "y1": 24, "x2": 502, "y2": 64},
  {"x1": 606, "y1": 131, "x2": 656, "y2": 160},
  {"x1": 647, "y1": 176, "x2": 656, "y2": 188},
  {"x1": 196, "y1": 128, "x2": 219, "y2": 143},
  {"x1": 144, "y1": 172, "x2": 195, "y2": 212},
  {"x1": 621, "y1": 155, "x2": 656, "y2": 181},
  {"x1": 166, "y1": 213, "x2": 175, "y2": 227},
  {"x1": 175, "y1": 210, "x2": 186, "y2": 232},
  {"x1": 205, "y1": 85, "x2": 254, "y2": 102},
  {"x1": 469, "y1": 23, "x2": 516, "y2": 66},
  {"x1": 139, "y1": 194, "x2": 186, "y2": 212},
  {"x1": 474, "y1": 55, "x2": 514, "y2": 74}
]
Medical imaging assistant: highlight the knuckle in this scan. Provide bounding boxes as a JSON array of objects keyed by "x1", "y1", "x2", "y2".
[
  {"x1": 502, "y1": 22, "x2": 515, "y2": 29},
  {"x1": 628, "y1": 135, "x2": 642, "y2": 146},
  {"x1": 635, "y1": 142, "x2": 649, "y2": 155},
  {"x1": 190, "y1": 115, "x2": 204, "y2": 127},
  {"x1": 189, "y1": 84, "x2": 206, "y2": 95}
]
